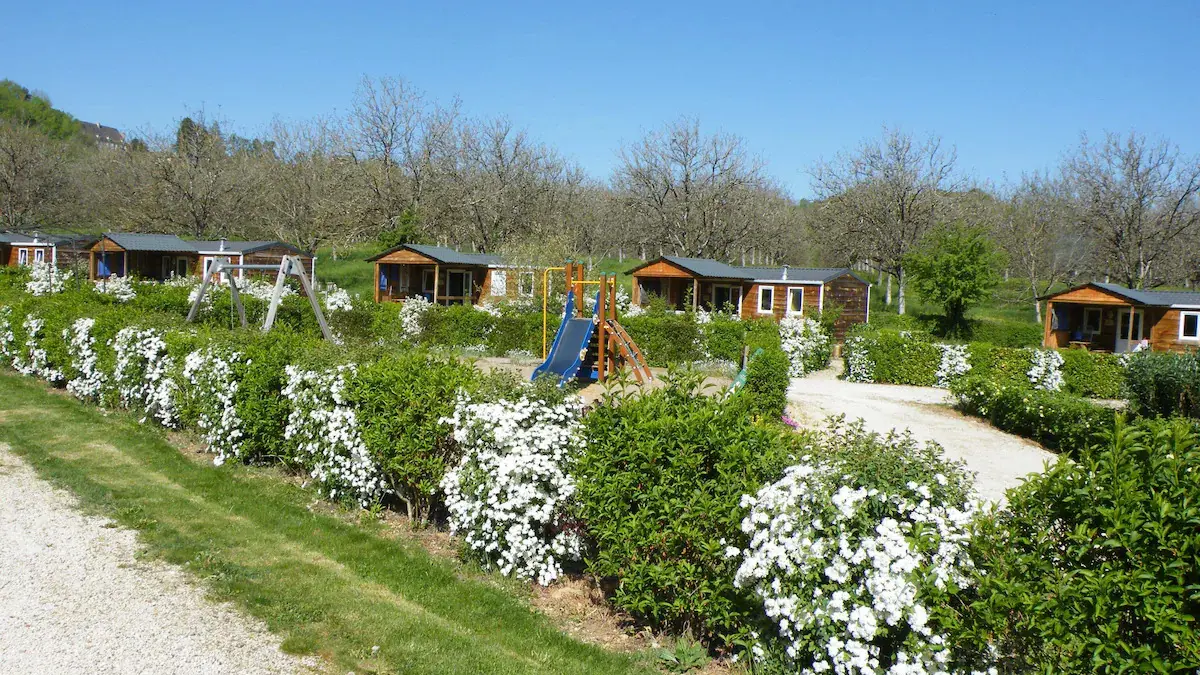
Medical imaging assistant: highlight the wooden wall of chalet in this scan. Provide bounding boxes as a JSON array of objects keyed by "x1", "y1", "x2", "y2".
[
  {"x1": 240, "y1": 246, "x2": 315, "y2": 278},
  {"x1": 826, "y1": 274, "x2": 870, "y2": 339},
  {"x1": 4, "y1": 243, "x2": 55, "y2": 266}
]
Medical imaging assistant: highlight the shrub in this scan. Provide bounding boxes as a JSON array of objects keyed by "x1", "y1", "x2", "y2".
[
  {"x1": 622, "y1": 312, "x2": 703, "y2": 366},
  {"x1": 950, "y1": 374, "x2": 1115, "y2": 456},
  {"x1": 732, "y1": 420, "x2": 985, "y2": 674},
  {"x1": 420, "y1": 304, "x2": 494, "y2": 351},
  {"x1": 110, "y1": 326, "x2": 180, "y2": 427},
  {"x1": 966, "y1": 318, "x2": 1044, "y2": 348},
  {"x1": 1059, "y1": 349, "x2": 1126, "y2": 399},
  {"x1": 347, "y1": 351, "x2": 479, "y2": 520},
  {"x1": 180, "y1": 346, "x2": 246, "y2": 465},
  {"x1": 440, "y1": 392, "x2": 585, "y2": 586},
  {"x1": 701, "y1": 314, "x2": 746, "y2": 364},
  {"x1": 964, "y1": 418, "x2": 1200, "y2": 672},
  {"x1": 779, "y1": 315, "x2": 831, "y2": 376},
  {"x1": 738, "y1": 346, "x2": 790, "y2": 421},
  {"x1": 964, "y1": 343, "x2": 1034, "y2": 389},
  {"x1": 576, "y1": 376, "x2": 797, "y2": 645},
  {"x1": 1124, "y1": 350, "x2": 1200, "y2": 418},
  {"x1": 844, "y1": 330, "x2": 940, "y2": 386}
]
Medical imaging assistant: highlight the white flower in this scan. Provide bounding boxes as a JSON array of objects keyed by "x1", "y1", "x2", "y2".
[
  {"x1": 25, "y1": 261, "x2": 71, "y2": 296},
  {"x1": 780, "y1": 316, "x2": 831, "y2": 377}
]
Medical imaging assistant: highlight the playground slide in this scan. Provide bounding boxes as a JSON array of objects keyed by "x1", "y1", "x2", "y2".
[{"x1": 532, "y1": 290, "x2": 601, "y2": 386}]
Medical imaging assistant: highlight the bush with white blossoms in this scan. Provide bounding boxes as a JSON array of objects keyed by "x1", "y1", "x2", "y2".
[
  {"x1": 110, "y1": 327, "x2": 178, "y2": 427},
  {"x1": 93, "y1": 275, "x2": 137, "y2": 302},
  {"x1": 12, "y1": 314, "x2": 65, "y2": 384},
  {"x1": 730, "y1": 421, "x2": 988, "y2": 675},
  {"x1": 440, "y1": 393, "x2": 585, "y2": 586},
  {"x1": 25, "y1": 261, "x2": 71, "y2": 296},
  {"x1": 935, "y1": 344, "x2": 971, "y2": 389},
  {"x1": 1025, "y1": 348, "x2": 1063, "y2": 391},
  {"x1": 781, "y1": 316, "x2": 832, "y2": 377},
  {"x1": 282, "y1": 365, "x2": 384, "y2": 506},
  {"x1": 397, "y1": 294, "x2": 432, "y2": 342},
  {"x1": 64, "y1": 317, "x2": 104, "y2": 401},
  {"x1": 0, "y1": 306, "x2": 15, "y2": 365},
  {"x1": 322, "y1": 285, "x2": 354, "y2": 313},
  {"x1": 843, "y1": 335, "x2": 876, "y2": 383},
  {"x1": 182, "y1": 347, "x2": 245, "y2": 466}
]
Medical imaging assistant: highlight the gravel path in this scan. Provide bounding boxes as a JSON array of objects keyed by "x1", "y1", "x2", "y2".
[
  {"x1": 0, "y1": 444, "x2": 317, "y2": 675},
  {"x1": 787, "y1": 367, "x2": 1058, "y2": 504}
]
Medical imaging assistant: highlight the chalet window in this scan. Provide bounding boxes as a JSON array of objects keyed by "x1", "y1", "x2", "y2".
[
  {"x1": 1082, "y1": 308, "x2": 1102, "y2": 336},
  {"x1": 34, "y1": 248, "x2": 45, "y2": 263},
  {"x1": 518, "y1": 271, "x2": 535, "y2": 297},
  {"x1": 757, "y1": 286, "x2": 774, "y2": 313},
  {"x1": 713, "y1": 284, "x2": 742, "y2": 312},
  {"x1": 422, "y1": 269, "x2": 435, "y2": 293},
  {"x1": 1180, "y1": 312, "x2": 1200, "y2": 341},
  {"x1": 786, "y1": 287, "x2": 804, "y2": 315},
  {"x1": 489, "y1": 270, "x2": 507, "y2": 297},
  {"x1": 176, "y1": 257, "x2": 189, "y2": 278},
  {"x1": 17, "y1": 249, "x2": 28, "y2": 266}
]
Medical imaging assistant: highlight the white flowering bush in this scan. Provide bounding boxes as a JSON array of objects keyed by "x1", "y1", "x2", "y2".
[
  {"x1": 240, "y1": 277, "x2": 295, "y2": 302},
  {"x1": 282, "y1": 365, "x2": 384, "y2": 506},
  {"x1": 25, "y1": 261, "x2": 71, "y2": 296},
  {"x1": 1025, "y1": 349, "x2": 1063, "y2": 391},
  {"x1": 64, "y1": 318, "x2": 104, "y2": 401},
  {"x1": 843, "y1": 335, "x2": 875, "y2": 383},
  {"x1": 935, "y1": 344, "x2": 971, "y2": 389},
  {"x1": 440, "y1": 393, "x2": 585, "y2": 586},
  {"x1": 731, "y1": 421, "x2": 988, "y2": 675},
  {"x1": 110, "y1": 327, "x2": 178, "y2": 427},
  {"x1": 322, "y1": 285, "x2": 354, "y2": 313},
  {"x1": 474, "y1": 301, "x2": 503, "y2": 317},
  {"x1": 0, "y1": 306, "x2": 15, "y2": 365},
  {"x1": 397, "y1": 294, "x2": 432, "y2": 341},
  {"x1": 93, "y1": 275, "x2": 137, "y2": 302},
  {"x1": 12, "y1": 314, "x2": 65, "y2": 383},
  {"x1": 182, "y1": 347, "x2": 245, "y2": 466},
  {"x1": 781, "y1": 316, "x2": 832, "y2": 377}
]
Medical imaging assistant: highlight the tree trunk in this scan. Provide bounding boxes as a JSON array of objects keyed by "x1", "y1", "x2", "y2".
[
  {"x1": 897, "y1": 268, "x2": 907, "y2": 315},
  {"x1": 1032, "y1": 280, "x2": 1043, "y2": 325},
  {"x1": 885, "y1": 274, "x2": 893, "y2": 306}
]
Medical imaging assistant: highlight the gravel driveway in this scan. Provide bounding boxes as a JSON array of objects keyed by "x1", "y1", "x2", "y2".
[
  {"x1": 0, "y1": 444, "x2": 316, "y2": 675},
  {"x1": 787, "y1": 368, "x2": 1058, "y2": 504}
]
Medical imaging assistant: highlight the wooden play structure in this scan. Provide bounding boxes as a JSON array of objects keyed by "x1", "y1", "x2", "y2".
[
  {"x1": 185, "y1": 255, "x2": 334, "y2": 342},
  {"x1": 533, "y1": 261, "x2": 653, "y2": 387}
]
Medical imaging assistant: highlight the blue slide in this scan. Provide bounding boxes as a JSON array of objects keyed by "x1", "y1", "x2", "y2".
[{"x1": 532, "y1": 289, "x2": 601, "y2": 387}]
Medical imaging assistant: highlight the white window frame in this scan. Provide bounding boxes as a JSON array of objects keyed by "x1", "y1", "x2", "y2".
[
  {"x1": 518, "y1": 271, "x2": 535, "y2": 298},
  {"x1": 446, "y1": 269, "x2": 472, "y2": 300},
  {"x1": 785, "y1": 286, "x2": 805, "y2": 316},
  {"x1": 489, "y1": 269, "x2": 507, "y2": 297},
  {"x1": 422, "y1": 269, "x2": 435, "y2": 293},
  {"x1": 33, "y1": 248, "x2": 46, "y2": 263},
  {"x1": 1082, "y1": 307, "x2": 1103, "y2": 337},
  {"x1": 757, "y1": 286, "x2": 774, "y2": 314},
  {"x1": 17, "y1": 248, "x2": 29, "y2": 266},
  {"x1": 1179, "y1": 311, "x2": 1200, "y2": 342}
]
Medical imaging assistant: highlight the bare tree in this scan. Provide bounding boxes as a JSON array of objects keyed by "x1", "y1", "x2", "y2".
[
  {"x1": 810, "y1": 128, "x2": 959, "y2": 314},
  {"x1": 613, "y1": 117, "x2": 769, "y2": 260},
  {"x1": 997, "y1": 173, "x2": 1089, "y2": 322},
  {"x1": 1066, "y1": 131, "x2": 1200, "y2": 289},
  {"x1": 0, "y1": 122, "x2": 73, "y2": 230},
  {"x1": 261, "y1": 116, "x2": 364, "y2": 252}
]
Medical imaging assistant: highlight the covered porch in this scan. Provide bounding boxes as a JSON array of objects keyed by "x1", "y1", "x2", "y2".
[{"x1": 374, "y1": 262, "x2": 484, "y2": 305}]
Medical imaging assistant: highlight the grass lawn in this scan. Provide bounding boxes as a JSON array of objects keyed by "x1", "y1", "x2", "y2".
[{"x1": 0, "y1": 373, "x2": 650, "y2": 675}]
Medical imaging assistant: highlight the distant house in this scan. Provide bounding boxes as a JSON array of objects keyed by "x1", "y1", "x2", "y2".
[
  {"x1": 1, "y1": 232, "x2": 98, "y2": 269},
  {"x1": 78, "y1": 122, "x2": 125, "y2": 150},
  {"x1": 1042, "y1": 282, "x2": 1200, "y2": 353},
  {"x1": 368, "y1": 243, "x2": 538, "y2": 305},
  {"x1": 628, "y1": 256, "x2": 870, "y2": 338},
  {"x1": 89, "y1": 233, "x2": 314, "y2": 281}
]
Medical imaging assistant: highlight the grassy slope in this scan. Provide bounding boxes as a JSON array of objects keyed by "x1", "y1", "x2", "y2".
[{"x1": 0, "y1": 374, "x2": 648, "y2": 675}]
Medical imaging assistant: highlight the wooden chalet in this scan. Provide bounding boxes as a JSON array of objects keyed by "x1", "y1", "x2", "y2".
[
  {"x1": 1042, "y1": 282, "x2": 1200, "y2": 353},
  {"x1": 628, "y1": 256, "x2": 870, "y2": 338},
  {"x1": 368, "y1": 243, "x2": 538, "y2": 305},
  {"x1": 89, "y1": 233, "x2": 314, "y2": 282},
  {"x1": 1, "y1": 232, "x2": 98, "y2": 269}
]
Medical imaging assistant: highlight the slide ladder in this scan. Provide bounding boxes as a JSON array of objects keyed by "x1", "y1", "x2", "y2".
[{"x1": 605, "y1": 319, "x2": 653, "y2": 384}]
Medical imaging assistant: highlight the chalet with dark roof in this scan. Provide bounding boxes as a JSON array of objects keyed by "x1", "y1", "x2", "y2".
[
  {"x1": 88, "y1": 234, "x2": 314, "y2": 281},
  {"x1": 1042, "y1": 282, "x2": 1200, "y2": 353},
  {"x1": 627, "y1": 255, "x2": 871, "y2": 338},
  {"x1": 368, "y1": 243, "x2": 539, "y2": 306},
  {"x1": 1, "y1": 232, "x2": 98, "y2": 269}
]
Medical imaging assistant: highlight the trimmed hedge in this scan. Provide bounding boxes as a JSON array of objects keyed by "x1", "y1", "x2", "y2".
[
  {"x1": 950, "y1": 374, "x2": 1116, "y2": 456},
  {"x1": 1124, "y1": 350, "x2": 1200, "y2": 419},
  {"x1": 1059, "y1": 348, "x2": 1126, "y2": 399},
  {"x1": 737, "y1": 346, "x2": 790, "y2": 420}
]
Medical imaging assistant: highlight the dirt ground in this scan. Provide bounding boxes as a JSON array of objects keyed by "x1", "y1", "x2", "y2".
[{"x1": 787, "y1": 363, "x2": 1057, "y2": 504}]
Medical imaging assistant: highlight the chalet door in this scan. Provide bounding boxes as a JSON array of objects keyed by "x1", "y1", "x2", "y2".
[
  {"x1": 447, "y1": 270, "x2": 471, "y2": 304},
  {"x1": 161, "y1": 256, "x2": 173, "y2": 280},
  {"x1": 1115, "y1": 309, "x2": 1144, "y2": 353}
]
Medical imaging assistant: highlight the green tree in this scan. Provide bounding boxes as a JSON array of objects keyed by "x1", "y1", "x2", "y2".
[
  {"x1": 0, "y1": 80, "x2": 82, "y2": 141},
  {"x1": 905, "y1": 223, "x2": 1004, "y2": 336}
]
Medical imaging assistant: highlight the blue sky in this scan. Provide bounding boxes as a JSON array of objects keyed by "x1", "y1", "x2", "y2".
[{"x1": 8, "y1": 1, "x2": 1198, "y2": 197}]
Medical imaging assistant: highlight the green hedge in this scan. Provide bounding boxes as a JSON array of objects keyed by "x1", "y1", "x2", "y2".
[
  {"x1": 577, "y1": 377, "x2": 798, "y2": 646},
  {"x1": 1059, "y1": 348, "x2": 1126, "y2": 399},
  {"x1": 950, "y1": 374, "x2": 1116, "y2": 456},
  {"x1": 737, "y1": 346, "x2": 790, "y2": 420},
  {"x1": 1124, "y1": 350, "x2": 1200, "y2": 419}
]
